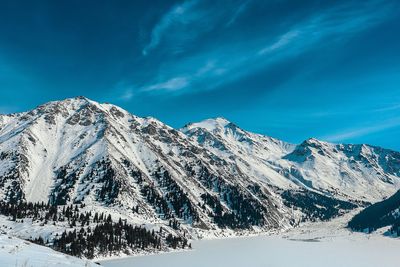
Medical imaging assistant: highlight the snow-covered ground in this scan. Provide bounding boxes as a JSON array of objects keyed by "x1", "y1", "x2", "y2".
[
  {"x1": 0, "y1": 234, "x2": 97, "y2": 267},
  {"x1": 99, "y1": 212, "x2": 400, "y2": 267},
  {"x1": 0, "y1": 211, "x2": 398, "y2": 266}
]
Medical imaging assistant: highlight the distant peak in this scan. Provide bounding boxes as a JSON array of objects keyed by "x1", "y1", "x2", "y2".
[
  {"x1": 305, "y1": 137, "x2": 320, "y2": 143},
  {"x1": 72, "y1": 95, "x2": 89, "y2": 101},
  {"x1": 32, "y1": 96, "x2": 119, "y2": 119},
  {"x1": 38, "y1": 96, "x2": 90, "y2": 108},
  {"x1": 300, "y1": 137, "x2": 330, "y2": 148},
  {"x1": 213, "y1": 117, "x2": 231, "y2": 124},
  {"x1": 62, "y1": 96, "x2": 95, "y2": 105},
  {"x1": 184, "y1": 117, "x2": 233, "y2": 132},
  {"x1": 39, "y1": 96, "x2": 123, "y2": 112}
]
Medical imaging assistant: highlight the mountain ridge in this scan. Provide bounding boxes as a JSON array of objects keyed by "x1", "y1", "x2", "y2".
[{"x1": 0, "y1": 96, "x2": 399, "y2": 243}]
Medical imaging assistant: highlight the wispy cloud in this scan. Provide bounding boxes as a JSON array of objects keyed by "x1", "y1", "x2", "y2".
[
  {"x1": 135, "y1": 0, "x2": 394, "y2": 96},
  {"x1": 258, "y1": 30, "x2": 300, "y2": 55},
  {"x1": 323, "y1": 118, "x2": 400, "y2": 142},
  {"x1": 226, "y1": 0, "x2": 251, "y2": 27},
  {"x1": 373, "y1": 103, "x2": 400, "y2": 112},
  {"x1": 142, "y1": 0, "x2": 255, "y2": 56},
  {"x1": 120, "y1": 89, "x2": 134, "y2": 101},
  {"x1": 142, "y1": 0, "x2": 206, "y2": 55},
  {"x1": 113, "y1": 81, "x2": 136, "y2": 101},
  {"x1": 143, "y1": 77, "x2": 189, "y2": 91},
  {"x1": 139, "y1": 60, "x2": 224, "y2": 93}
]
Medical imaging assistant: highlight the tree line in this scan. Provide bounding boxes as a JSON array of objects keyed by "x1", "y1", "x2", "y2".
[{"x1": 0, "y1": 201, "x2": 190, "y2": 259}]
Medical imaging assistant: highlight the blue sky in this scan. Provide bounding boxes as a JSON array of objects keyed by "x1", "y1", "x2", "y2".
[{"x1": 0, "y1": 0, "x2": 400, "y2": 149}]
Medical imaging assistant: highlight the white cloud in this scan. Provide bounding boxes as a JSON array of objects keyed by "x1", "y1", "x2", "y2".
[
  {"x1": 143, "y1": 77, "x2": 189, "y2": 91},
  {"x1": 195, "y1": 60, "x2": 216, "y2": 76},
  {"x1": 323, "y1": 118, "x2": 400, "y2": 142},
  {"x1": 120, "y1": 89, "x2": 134, "y2": 101},
  {"x1": 142, "y1": 0, "x2": 255, "y2": 56},
  {"x1": 226, "y1": 0, "x2": 251, "y2": 27},
  {"x1": 113, "y1": 81, "x2": 136, "y2": 101},
  {"x1": 373, "y1": 104, "x2": 400, "y2": 112},
  {"x1": 258, "y1": 30, "x2": 300, "y2": 55},
  {"x1": 142, "y1": 0, "x2": 200, "y2": 55},
  {"x1": 138, "y1": 0, "x2": 394, "y2": 94}
]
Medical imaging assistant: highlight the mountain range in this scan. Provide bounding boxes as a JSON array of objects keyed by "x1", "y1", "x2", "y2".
[{"x1": 1, "y1": 96, "x2": 399, "y2": 239}]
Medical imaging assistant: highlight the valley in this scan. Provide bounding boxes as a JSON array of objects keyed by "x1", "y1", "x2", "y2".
[{"x1": 0, "y1": 97, "x2": 399, "y2": 263}]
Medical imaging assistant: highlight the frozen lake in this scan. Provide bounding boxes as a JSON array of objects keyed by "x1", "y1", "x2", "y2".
[{"x1": 99, "y1": 232, "x2": 399, "y2": 267}]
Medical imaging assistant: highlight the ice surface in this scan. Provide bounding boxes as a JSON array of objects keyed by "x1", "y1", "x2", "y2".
[
  {"x1": 99, "y1": 213, "x2": 400, "y2": 267},
  {"x1": 99, "y1": 235, "x2": 399, "y2": 267}
]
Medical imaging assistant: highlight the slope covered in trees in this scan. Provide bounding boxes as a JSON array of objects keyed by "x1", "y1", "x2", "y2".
[
  {"x1": 0, "y1": 201, "x2": 190, "y2": 259},
  {"x1": 281, "y1": 189, "x2": 361, "y2": 222},
  {"x1": 348, "y1": 190, "x2": 400, "y2": 236}
]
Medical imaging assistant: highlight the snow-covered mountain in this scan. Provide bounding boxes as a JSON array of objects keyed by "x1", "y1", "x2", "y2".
[
  {"x1": 0, "y1": 96, "x2": 399, "y2": 239},
  {"x1": 280, "y1": 139, "x2": 400, "y2": 202},
  {"x1": 0, "y1": 97, "x2": 286, "y2": 234},
  {"x1": 183, "y1": 119, "x2": 400, "y2": 203}
]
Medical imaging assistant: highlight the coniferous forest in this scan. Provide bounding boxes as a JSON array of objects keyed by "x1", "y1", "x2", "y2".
[
  {"x1": 348, "y1": 189, "x2": 400, "y2": 235},
  {"x1": 0, "y1": 201, "x2": 190, "y2": 259}
]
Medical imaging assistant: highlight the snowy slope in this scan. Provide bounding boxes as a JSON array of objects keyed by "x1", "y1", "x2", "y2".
[
  {"x1": 278, "y1": 138, "x2": 400, "y2": 202},
  {"x1": 182, "y1": 118, "x2": 296, "y2": 189},
  {"x1": 0, "y1": 233, "x2": 97, "y2": 267},
  {"x1": 183, "y1": 119, "x2": 400, "y2": 203},
  {"x1": 0, "y1": 96, "x2": 399, "y2": 243},
  {"x1": 99, "y1": 211, "x2": 400, "y2": 267},
  {"x1": 0, "y1": 97, "x2": 287, "y2": 235}
]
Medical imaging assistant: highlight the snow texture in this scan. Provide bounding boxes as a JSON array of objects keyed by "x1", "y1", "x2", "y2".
[
  {"x1": 99, "y1": 212, "x2": 400, "y2": 267},
  {"x1": 0, "y1": 233, "x2": 97, "y2": 267}
]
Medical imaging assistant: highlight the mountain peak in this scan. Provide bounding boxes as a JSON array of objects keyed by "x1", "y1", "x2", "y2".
[
  {"x1": 36, "y1": 96, "x2": 92, "y2": 112},
  {"x1": 35, "y1": 96, "x2": 131, "y2": 117},
  {"x1": 183, "y1": 117, "x2": 232, "y2": 132},
  {"x1": 300, "y1": 137, "x2": 332, "y2": 147}
]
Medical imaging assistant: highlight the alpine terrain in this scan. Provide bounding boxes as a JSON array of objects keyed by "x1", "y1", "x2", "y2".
[
  {"x1": 348, "y1": 189, "x2": 400, "y2": 235},
  {"x1": 0, "y1": 97, "x2": 399, "y2": 259}
]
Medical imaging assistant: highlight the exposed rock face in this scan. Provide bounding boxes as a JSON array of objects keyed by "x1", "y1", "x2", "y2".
[{"x1": 0, "y1": 97, "x2": 399, "y2": 235}]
